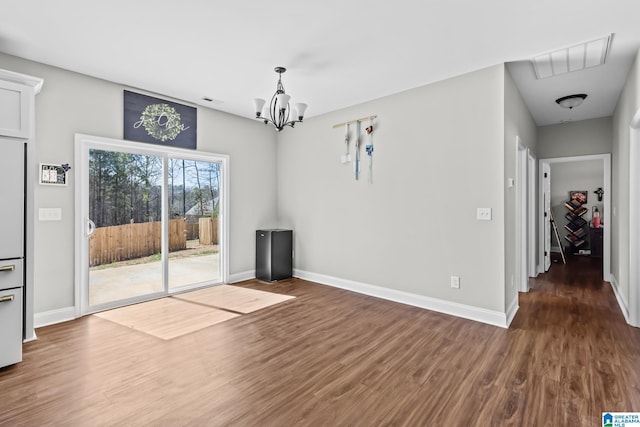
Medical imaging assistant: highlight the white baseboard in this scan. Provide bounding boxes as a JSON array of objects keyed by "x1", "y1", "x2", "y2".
[
  {"x1": 34, "y1": 307, "x2": 76, "y2": 329},
  {"x1": 294, "y1": 269, "x2": 510, "y2": 328},
  {"x1": 506, "y1": 296, "x2": 519, "y2": 326},
  {"x1": 23, "y1": 329, "x2": 37, "y2": 343},
  {"x1": 228, "y1": 270, "x2": 255, "y2": 284},
  {"x1": 33, "y1": 270, "x2": 513, "y2": 329},
  {"x1": 609, "y1": 274, "x2": 630, "y2": 323}
]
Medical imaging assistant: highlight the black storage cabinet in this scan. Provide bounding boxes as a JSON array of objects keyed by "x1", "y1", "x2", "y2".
[
  {"x1": 256, "y1": 229, "x2": 293, "y2": 282},
  {"x1": 590, "y1": 227, "x2": 603, "y2": 258}
]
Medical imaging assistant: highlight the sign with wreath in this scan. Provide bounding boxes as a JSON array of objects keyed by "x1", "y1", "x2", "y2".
[{"x1": 124, "y1": 90, "x2": 197, "y2": 149}]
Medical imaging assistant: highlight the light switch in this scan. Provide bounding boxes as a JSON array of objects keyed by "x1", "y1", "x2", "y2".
[
  {"x1": 450, "y1": 276, "x2": 460, "y2": 289},
  {"x1": 39, "y1": 208, "x2": 62, "y2": 221},
  {"x1": 477, "y1": 208, "x2": 492, "y2": 221}
]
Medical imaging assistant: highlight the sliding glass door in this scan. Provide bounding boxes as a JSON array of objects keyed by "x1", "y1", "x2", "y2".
[
  {"x1": 167, "y1": 158, "x2": 221, "y2": 290},
  {"x1": 87, "y1": 149, "x2": 164, "y2": 307},
  {"x1": 76, "y1": 135, "x2": 228, "y2": 315}
]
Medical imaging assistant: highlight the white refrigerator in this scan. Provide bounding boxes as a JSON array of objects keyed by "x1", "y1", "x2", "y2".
[{"x1": 0, "y1": 138, "x2": 25, "y2": 368}]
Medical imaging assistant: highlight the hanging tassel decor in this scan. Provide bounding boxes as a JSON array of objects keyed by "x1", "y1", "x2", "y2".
[
  {"x1": 354, "y1": 120, "x2": 361, "y2": 180},
  {"x1": 365, "y1": 118, "x2": 374, "y2": 184},
  {"x1": 332, "y1": 115, "x2": 377, "y2": 182},
  {"x1": 341, "y1": 123, "x2": 351, "y2": 164}
]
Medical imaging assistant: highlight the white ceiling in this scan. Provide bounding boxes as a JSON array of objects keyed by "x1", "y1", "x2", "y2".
[{"x1": 1, "y1": 1, "x2": 640, "y2": 127}]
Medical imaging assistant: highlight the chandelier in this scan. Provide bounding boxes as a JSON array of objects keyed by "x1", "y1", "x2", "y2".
[{"x1": 253, "y1": 67, "x2": 308, "y2": 132}]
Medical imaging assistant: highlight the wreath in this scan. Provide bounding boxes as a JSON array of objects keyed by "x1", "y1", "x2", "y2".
[{"x1": 139, "y1": 103, "x2": 184, "y2": 142}]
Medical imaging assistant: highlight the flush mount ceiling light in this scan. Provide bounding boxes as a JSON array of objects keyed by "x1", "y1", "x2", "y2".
[
  {"x1": 532, "y1": 34, "x2": 612, "y2": 79},
  {"x1": 253, "y1": 67, "x2": 308, "y2": 132},
  {"x1": 555, "y1": 94, "x2": 587, "y2": 109}
]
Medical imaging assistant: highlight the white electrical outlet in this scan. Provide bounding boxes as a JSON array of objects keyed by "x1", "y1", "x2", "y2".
[
  {"x1": 477, "y1": 208, "x2": 492, "y2": 221},
  {"x1": 450, "y1": 275, "x2": 460, "y2": 289}
]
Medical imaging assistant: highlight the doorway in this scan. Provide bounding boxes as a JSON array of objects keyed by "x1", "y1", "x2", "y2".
[
  {"x1": 74, "y1": 134, "x2": 229, "y2": 315},
  {"x1": 538, "y1": 154, "x2": 611, "y2": 281},
  {"x1": 516, "y1": 137, "x2": 536, "y2": 292}
]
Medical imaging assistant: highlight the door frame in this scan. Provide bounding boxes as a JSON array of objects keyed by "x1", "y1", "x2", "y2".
[
  {"x1": 516, "y1": 137, "x2": 537, "y2": 292},
  {"x1": 538, "y1": 154, "x2": 611, "y2": 281},
  {"x1": 541, "y1": 162, "x2": 552, "y2": 272},
  {"x1": 516, "y1": 138, "x2": 528, "y2": 292},
  {"x1": 628, "y1": 109, "x2": 640, "y2": 326},
  {"x1": 73, "y1": 133, "x2": 230, "y2": 316},
  {"x1": 527, "y1": 151, "x2": 537, "y2": 277}
]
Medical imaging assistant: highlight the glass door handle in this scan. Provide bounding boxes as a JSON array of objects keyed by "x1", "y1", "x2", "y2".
[{"x1": 86, "y1": 219, "x2": 96, "y2": 237}]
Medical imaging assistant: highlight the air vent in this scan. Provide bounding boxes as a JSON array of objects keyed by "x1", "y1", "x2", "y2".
[
  {"x1": 202, "y1": 96, "x2": 223, "y2": 104},
  {"x1": 532, "y1": 34, "x2": 612, "y2": 79}
]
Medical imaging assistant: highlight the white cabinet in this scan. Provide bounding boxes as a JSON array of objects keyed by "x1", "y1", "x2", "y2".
[
  {"x1": 0, "y1": 287, "x2": 23, "y2": 367},
  {"x1": 0, "y1": 81, "x2": 30, "y2": 138},
  {"x1": 0, "y1": 69, "x2": 42, "y2": 140}
]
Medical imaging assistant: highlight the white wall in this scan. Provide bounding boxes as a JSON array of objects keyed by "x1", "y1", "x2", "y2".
[
  {"x1": 612, "y1": 49, "x2": 640, "y2": 312},
  {"x1": 537, "y1": 117, "x2": 612, "y2": 159},
  {"x1": 0, "y1": 53, "x2": 277, "y2": 315},
  {"x1": 277, "y1": 65, "x2": 507, "y2": 315},
  {"x1": 504, "y1": 67, "x2": 537, "y2": 308}
]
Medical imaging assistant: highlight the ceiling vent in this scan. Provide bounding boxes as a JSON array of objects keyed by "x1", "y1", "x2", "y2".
[{"x1": 531, "y1": 34, "x2": 612, "y2": 79}]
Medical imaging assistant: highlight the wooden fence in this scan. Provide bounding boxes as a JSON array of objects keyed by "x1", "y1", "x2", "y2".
[
  {"x1": 181, "y1": 220, "x2": 218, "y2": 243},
  {"x1": 199, "y1": 217, "x2": 218, "y2": 245},
  {"x1": 89, "y1": 219, "x2": 186, "y2": 267},
  {"x1": 186, "y1": 223, "x2": 199, "y2": 240}
]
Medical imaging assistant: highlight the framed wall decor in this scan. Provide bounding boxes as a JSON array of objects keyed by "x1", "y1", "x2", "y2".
[
  {"x1": 569, "y1": 190, "x2": 588, "y2": 204},
  {"x1": 39, "y1": 163, "x2": 69, "y2": 186},
  {"x1": 123, "y1": 90, "x2": 197, "y2": 149}
]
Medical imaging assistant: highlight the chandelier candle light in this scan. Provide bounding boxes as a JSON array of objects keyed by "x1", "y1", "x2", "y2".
[{"x1": 253, "y1": 67, "x2": 308, "y2": 132}]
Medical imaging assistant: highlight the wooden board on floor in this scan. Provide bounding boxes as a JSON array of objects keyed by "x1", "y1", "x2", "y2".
[
  {"x1": 174, "y1": 284, "x2": 295, "y2": 313},
  {"x1": 93, "y1": 297, "x2": 239, "y2": 340}
]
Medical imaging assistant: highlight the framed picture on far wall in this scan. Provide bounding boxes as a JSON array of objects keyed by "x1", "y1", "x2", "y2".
[
  {"x1": 570, "y1": 190, "x2": 588, "y2": 204},
  {"x1": 123, "y1": 90, "x2": 197, "y2": 149}
]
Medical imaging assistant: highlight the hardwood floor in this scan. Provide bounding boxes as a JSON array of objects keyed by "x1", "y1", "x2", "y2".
[{"x1": 1, "y1": 259, "x2": 639, "y2": 426}]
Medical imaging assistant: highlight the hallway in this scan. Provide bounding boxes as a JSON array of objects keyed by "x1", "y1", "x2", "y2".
[{"x1": 512, "y1": 254, "x2": 640, "y2": 422}]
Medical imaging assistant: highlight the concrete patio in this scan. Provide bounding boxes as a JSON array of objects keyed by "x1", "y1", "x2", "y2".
[{"x1": 89, "y1": 253, "x2": 220, "y2": 306}]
